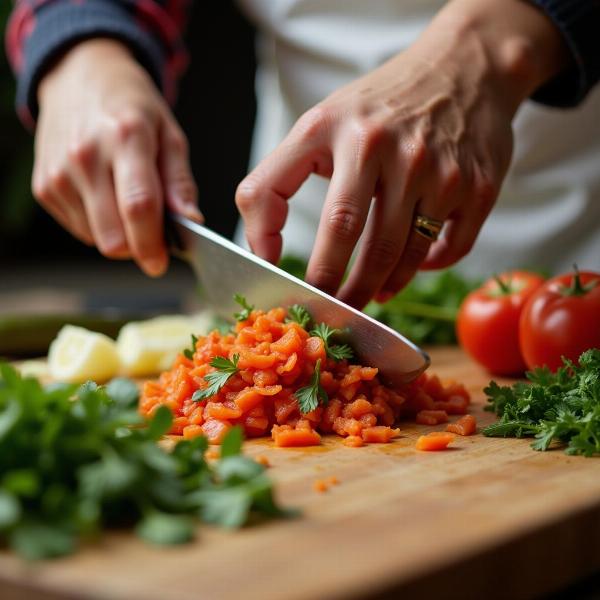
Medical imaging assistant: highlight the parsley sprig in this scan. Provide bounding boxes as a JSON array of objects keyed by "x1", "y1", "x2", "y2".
[
  {"x1": 286, "y1": 304, "x2": 312, "y2": 329},
  {"x1": 295, "y1": 359, "x2": 328, "y2": 414},
  {"x1": 192, "y1": 355, "x2": 240, "y2": 402},
  {"x1": 310, "y1": 323, "x2": 353, "y2": 361},
  {"x1": 0, "y1": 365, "x2": 289, "y2": 559},
  {"x1": 233, "y1": 294, "x2": 254, "y2": 322},
  {"x1": 483, "y1": 349, "x2": 600, "y2": 456}
]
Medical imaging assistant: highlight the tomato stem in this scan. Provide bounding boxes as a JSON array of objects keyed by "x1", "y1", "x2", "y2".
[
  {"x1": 561, "y1": 264, "x2": 597, "y2": 297},
  {"x1": 493, "y1": 274, "x2": 511, "y2": 295}
]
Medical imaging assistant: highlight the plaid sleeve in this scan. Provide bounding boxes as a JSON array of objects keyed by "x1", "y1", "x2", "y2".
[
  {"x1": 5, "y1": 0, "x2": 191, "y2": 128},
  {"x1": 531, "y1": 0, "x2": 600, "y2": 107}
]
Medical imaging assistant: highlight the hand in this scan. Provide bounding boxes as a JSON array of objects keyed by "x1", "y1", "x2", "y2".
[
  {"x1": 236, "y1": 0, "x2": 567, "y2": 308},
  {"x1": 34, "y1": 39, "x2": 201, "y2": 276}
]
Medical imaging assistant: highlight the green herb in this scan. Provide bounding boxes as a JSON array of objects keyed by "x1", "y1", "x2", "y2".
[
  {"x1": 286, "y1": 304, "x2": 312, "y2": 329},
  {"x1": 295, "y1": 359, "x2": 328, "y2": 414},
  {"x1": 233, "y1": 294, "x2": 254, "y2": 322},
  {"x1": 310, "y1": 323, "x2": 353, "y2": 361},
  {"x1": 364, "y1": 270, "x2": 479, "y2": 345},
  {"x1": 0, "y1": 365, "x2": 289, "y2": 559},
  {"x1": 192, "y1": 355, "x2": 240, "y2": 403},
  {"x1": 183, "y1": 334, "x2": 198, "y2": 360},
  {"x1": 483, "y1": 349, "x2": 600, "y2": 456},
  {"x1": 278, "y1": 255, "x2": 307, "y2": 280}
]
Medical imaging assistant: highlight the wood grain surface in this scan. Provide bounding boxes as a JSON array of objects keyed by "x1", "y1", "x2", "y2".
[{"x1": 2, "y1": 347, "x2": 600, "y2": 600}]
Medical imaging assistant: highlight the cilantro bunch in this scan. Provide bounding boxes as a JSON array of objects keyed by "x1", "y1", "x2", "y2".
[
  {"x1": 0, "y1": 365, "x2": 288, "y2": 559},
  {"x1": 483, "y1": 349, "x2": 600, "y2": 456}
]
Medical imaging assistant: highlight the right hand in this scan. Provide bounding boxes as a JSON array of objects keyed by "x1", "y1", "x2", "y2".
[{"x1": 34, "y1": 38, "x2": 201, "y2": 276}]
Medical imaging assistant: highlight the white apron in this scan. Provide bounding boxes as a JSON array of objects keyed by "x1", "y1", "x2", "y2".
[{"x1": 236, "y1": 0, "x2": 600, "y2": 276}]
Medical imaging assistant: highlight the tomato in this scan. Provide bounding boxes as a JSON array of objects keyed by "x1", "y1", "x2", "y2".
[
  {"x1": 519, "y1": 269, "x2": 600, "y2": 371},
  {"x1": 457, "y1": 271, "x2": 545, "y2": 375}
]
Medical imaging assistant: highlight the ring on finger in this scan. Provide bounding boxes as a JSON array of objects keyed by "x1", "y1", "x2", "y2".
[{"x1": 413, "y1": 214, "x2": 444, "y2": 242}]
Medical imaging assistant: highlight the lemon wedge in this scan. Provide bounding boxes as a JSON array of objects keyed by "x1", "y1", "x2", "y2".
[
  {"x1": 48, "y1": 325, "x2": 120, "y2": 383},
  {"x1": 117, "y1": 313, "x2": 213, "y2": 377}
]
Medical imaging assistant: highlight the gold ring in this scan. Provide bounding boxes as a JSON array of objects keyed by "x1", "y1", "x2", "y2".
[{"x1": 413, "y1": 214, "x2": 444, "y2": 242}]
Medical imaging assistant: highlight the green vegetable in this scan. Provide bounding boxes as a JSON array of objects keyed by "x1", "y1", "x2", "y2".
[
  {"x1": 0, "y1": 365, "x2": 289, "y2": 559},
  {"x1": 233, "y1": 294, "x2": 255, "y2": 322},
  {"x1": 286, "y1": 304, "x2": 312, "y2": 329},
  {"x1": 365, "y1": 270, "x2": 479, "y2": 345},
  {"x1": 277, "y1": 257, "x2": 478, "y2": 346},
  {"x1": 310, "y1": 323, "x2": 353, "y2": 361},
  {"x1": 483, "y1": 349, "x2": 600, "y2": 456},
  {"x1": 192, "y1": 355, "x2": 240, "y2": 403},
  {"x1": 295, "y1": 359, "x2": 328, "y2": 414}
]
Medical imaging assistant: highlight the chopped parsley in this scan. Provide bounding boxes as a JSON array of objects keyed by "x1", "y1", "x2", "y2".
[
  {"x1": 310, "y1": 323, "x2": 353, "y2": 361},
  {"x1": 483, "y1": 349, "x2": 600, "y2": 456},
  {"x1": 192, "y1": 355, "x2": 240, "y2": 402},
  {"x1": 183, "y1": 334, "x2": 198, "y2": 360},
  {"x1": 286, "y1": 304, "x2": 312, "y2": 329},
  {"x1": 295, "y1": 359, "x2": 328, "y2": 414},
  {"x1": 233, "y1": 294, "x2": 254, "y2": 322}
]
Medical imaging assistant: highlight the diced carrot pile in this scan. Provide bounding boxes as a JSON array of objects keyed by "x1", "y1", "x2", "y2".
[{"x1": 140, "y1": 306, "x2": 470, "y2": 447}]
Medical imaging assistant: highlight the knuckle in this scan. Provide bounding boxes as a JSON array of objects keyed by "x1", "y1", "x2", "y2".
[
  {"x1": 353, "y1": 121, "x2": 387, "y2": 161},
  {"x1": 310, "y1": 263, "x2": 341, "y2": 290},
  {"x1": 109, "y1": 110, "x2": 150, "y2": 142},
  {"x1": 364, "y1": 236, "x2": 400, "y2": 267},
  {"x1": 122, "y1": 189, "x2": 156, "y2": 219},
  {"x1": 235, "y1": 178, "x2": 260, "y2": 212},
  {"x1": 326, "y1": 198, "x2": 363, "y2": 241},
  {"x1": 401, "y1": 136, "x2": 428, "y2": 177},
  {"x1": 68, "y1": 138, "x2": 97, "y2": 167},
  {"x1": 48, "y1": 167, "x2": 69, "y2": 192},
  {"x1": 98, "y1": 234, "x2": 128, "y2": 258},
  {"x1": 473, "y1": 172, "x2": 498, "y2": 212},
  {"x1": 167, "y1": 128, "x2": 189, "y2": 155},
  {"x1": 32, "y1": 177, "x2": 51, "y2": 204},
  {"x1": 293, "y1": 105, "x2": 330, "y2": 143},
  {"x1": 170, "y1": 176, "x2": 198, "y2": 203}
]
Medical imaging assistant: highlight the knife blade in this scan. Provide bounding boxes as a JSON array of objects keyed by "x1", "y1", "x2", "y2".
[{"x1": 168, "y1": 213, "x2": 429, "y2": 387}]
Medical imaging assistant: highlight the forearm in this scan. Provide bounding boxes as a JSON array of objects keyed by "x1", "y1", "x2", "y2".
[{"x1": 6, "y1": 0, "x2": 190, "y2": 128}]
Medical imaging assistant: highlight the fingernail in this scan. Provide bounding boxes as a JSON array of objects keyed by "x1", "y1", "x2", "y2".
[
  {"x1": 184, "y1": 206, "x2": 204, "y2": 224},
  {"x1": 375, "y1": 291, "x2": 394, "y2": 304},
  {"x1": 144, "y1": 258, "x2": 167, "y2": 277}
]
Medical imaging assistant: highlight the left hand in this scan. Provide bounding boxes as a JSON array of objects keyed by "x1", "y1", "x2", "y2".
[{"x1": 236, "y1": 0, "x2": 567, "y2": 308}]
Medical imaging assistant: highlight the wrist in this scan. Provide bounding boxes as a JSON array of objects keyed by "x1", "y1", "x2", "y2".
[
  {"x1": 38, "y1": 38, "x2": 137, "y2": 105},
  {"x1": 419, "y1": 0, "x2": 569, "y2": 115}
]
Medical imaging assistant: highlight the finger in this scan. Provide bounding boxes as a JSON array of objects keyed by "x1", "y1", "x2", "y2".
[
  {"x1": 112, "y1": 125, "x2": 167, "y2": 277},
  {"x1": 159, "y1": 120, "x2": 203, "y2": 223},
  {"x1": 305, "y1": 150, "x2": 378, "y2": 296},
  {"x1": 336, "y1": 168, "x2": 415, "y2": 309},
  {"x1": 78, "y1": 166, "x2": 130, "y2": 259},
  {"x1": 43, "y1": 169, "x2": 95, "y2": 245},
  {"x1": 236, "y1": 110, "x2": 333, "y2": 263},
  {"x1": 422, "y1": 167, "x2": 496, "y2": 270}
]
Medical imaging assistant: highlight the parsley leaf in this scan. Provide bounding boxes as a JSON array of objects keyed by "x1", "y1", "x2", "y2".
[
  {"x1": 183, "y1": 334, "x2": 198, "y2": 360},
  {"x1": 286, "y1": 304, "x2": 312, "y2": 329},
  {"x1": 483, "y1": 348, "x2": 600, "y2": 456},
  {"x1": 310, "y1": 323, "x2": 354, "y2": 361},
  {"x1": 192, "y1": 354, "x2": 240, "y2": 402},
  {"x1": 295, "y1": 359, "x2": 328, "y2": 414},
  {"x1": 233, "y1": 294, "x2": 255, "y2": 322}
]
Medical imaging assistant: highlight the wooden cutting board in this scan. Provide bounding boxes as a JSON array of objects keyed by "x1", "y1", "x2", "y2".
[{"x1": 2, "y1": 347, "x2": 600, "y2": 600}]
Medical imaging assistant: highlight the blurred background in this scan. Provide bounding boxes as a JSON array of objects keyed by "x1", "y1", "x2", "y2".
[{"x1": 0, "y1": 3, "x2": 257, "y2": 329}]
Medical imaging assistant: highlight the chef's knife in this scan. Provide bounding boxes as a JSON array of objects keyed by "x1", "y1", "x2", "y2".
[{"x1": 168, "y1": 213, "x2": 429, "y2": 387}]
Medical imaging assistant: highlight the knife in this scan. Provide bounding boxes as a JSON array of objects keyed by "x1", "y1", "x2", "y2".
[{"x1": 168, "y1": 213, "x2": 429, "y2": 387}]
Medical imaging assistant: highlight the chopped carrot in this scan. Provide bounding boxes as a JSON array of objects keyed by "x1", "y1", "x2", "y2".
[
  {"x1": 361, "y1": 426, "x2": 400, "y2": 443},
  {"x1": 416, "y1": 410, "x2": 449, "y2": 425},
  {"x1": 415, "y1": 431, "x2": 455, "y2": 451},
  {"x1": 344, "y1": 435, "x2": 364, "y2": 448},
  {"x1": 447, "y1": 414, "x2": 477, "y2": 436},
  {"x1": 314, "y1": 479, "x2": 328, "y2": 493},
  {"x1": 255, "y1": 455, "x2": 271, "y2": 467},
  {"x1": 272, "y1": 427, "x2": 322, "y2": 447}
]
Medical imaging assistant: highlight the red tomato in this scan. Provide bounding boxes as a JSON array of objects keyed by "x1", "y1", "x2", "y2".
[
  {"x1": 519, "y1": 269, "x2": 600, "y2": 371},
  {"x1": 457, "y1": 271, "x2": 545, "y2": 375}
]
